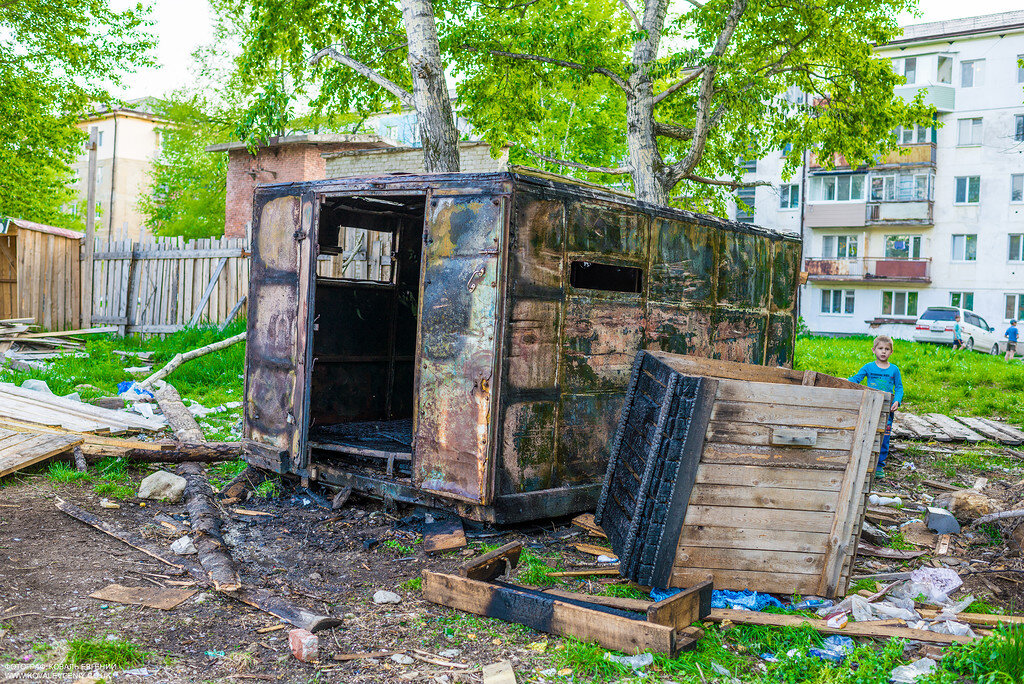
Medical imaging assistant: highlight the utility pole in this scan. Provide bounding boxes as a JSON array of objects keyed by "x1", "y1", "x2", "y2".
[{"x1": 82, "y1": 126, "x2": 98, "y2": 327}]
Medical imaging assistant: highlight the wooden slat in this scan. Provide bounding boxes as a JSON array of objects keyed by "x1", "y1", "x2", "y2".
[
  {"x1": 694, "y1": 464, "x2": 843, "y2": 491},
  {"x1": 682, "y1": 505, "x2": 833, "y2": 533},
  {"x1": 0, "y1": 432, "x2": 84, "y2": 477},
  {"x1": 711, "y1": 401, "x2": 860, "y2": 429},
  {"x1": 688, "y1": 483, "x2": 837, "y2": 512},
  {"x1": 675, "y1": 546, "x2": 824, "y2": 575},
  {"x1": 896, "y1": 412, "x2": 943, "y2": 441},
  {"x1": 422, "y1": 571, "x2": 678, "y2": 655},
  {"x1": 706, "y1": 423, "x2": 856, "y2": 451},
  {"x1": 0, "y1": 385, "x2": 164, "y2": 431},
  {"x1": 982, "y1": 418, "x2": 1024, "y2": 442},
  {"x1": 649, "y1": 352, "x2": 863, "y2": 390},
  {"x1": 671, "y1": 568, "x2": 821, "y2": 595},
  {"x1": 954, "y1": 416, "x2": 1017, "y2": 444},
  {"x1": 707, "y1": 609, "x2": 974, "y2": 645},
  {"x1": 676, "y1": 525, "x2": 830, "y2": 553},
  {"x1": 715, "y1": 380, "x2": 864, "y2": 410},
  {"x1": 924, "y1": 413, "x2": 984, "y2": 443},
  {"x1": 646, "y1": 579, "x2": 712, "y2": 629},
  {"x1": 700, "y1": 442, "x2": 849, "y2": 470}
]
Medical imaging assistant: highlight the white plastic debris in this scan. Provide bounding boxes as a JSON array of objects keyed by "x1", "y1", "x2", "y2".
[
  {"x1": 170, "y1": 535, "x2": 197, "y2": 555},
  {"x1": 596, "y1": 554, "x2": 618, "y2": 563},
  {"x1": 99, "y1": 498, "x2": 120, "y2": 509},
  {"x1": 890, "y1": 658, "x2": 937, "y2": 683},
  {"x1": 21, "y1": 379, "x2": 53, "y2": 394},
  {"x1": 869, "y1": 494, "x2": 903, "y2": 507},
  {"x1": 604, "y1": 652, "x2": 653, "y2": 670}
]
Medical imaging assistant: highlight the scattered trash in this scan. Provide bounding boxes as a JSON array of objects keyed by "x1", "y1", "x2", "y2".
[
  {"x1": 21, "y1": 378, "x2": 53, "y2": 394},
  {"x1": 289, "y1": 628, "x2": 319, "y2": 662},
  {"x1": 808, "y1": 635, "x2": 855, "y2": 663},
  {"x1": 117, "y1": 381, "x2": 155, "y2": 400},
  {"x1": 604, "y1": 652, "x2": 654, "y2": 669},
  {"x1": 439, "y1": 649, "x2": 462, "y2": 658},
  {"x1": 373, "y1": 590, "x2": 402, "y2": 605},
  {"x1": 826, "y1": 613, "x2": 849, "y2": 629},
  {"x1": 205, "y1": 651, "x2": 225, "y2": 658},
  {"x1": 88, "y1": 584, "x2": 196, "y2": 610},
  {"x1": 869, "y1": 494, "x2": 903, "y2": 507},
  {"x1": 926, "y1": 507, "x2": 961, "y2": 535},
  {"x1": 711, "y1": 590, "x2": 784, "y2": 611},
  {"x1": 170, "y1": 536, "x2": 198, "y2": 555},
  {"x1": 137, "y1": 471, "x2": 187, "y2": 503},
  {"x1": 98, "y1": 498, "x2": 120, "y2": 509},
  {"x1": 890, "y1": 658, "x2": 937, "y2": 683},
  {"x1": 791, "y1": 598, "x2": 833, "y2": 611}
]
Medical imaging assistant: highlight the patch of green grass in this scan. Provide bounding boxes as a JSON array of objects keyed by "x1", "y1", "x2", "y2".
[
  {"x1": 93, "y1": 482, "x2": 135, "y2": 499},
  {"x1": 92, "y1": 457, "x2": 130, "y2": 483},
  {"x1": 598, "y1": 583, "x2": 650, "y2": 600},
  {"x1": 254, "y1": 479, "x2": 280, "y2": 498},
  {"x1": 941, "y1": 623, "x2": 1024, "y2": 684},
  {"x1": 46, "y1": 461, "x2": 91, "y2": 484},
  {"x1": 385, "y1": 539, "x2": 417, "y2": 555},
  {"x1": 967, "y1": 600, "x2": 1005, "y2": 615},
  {"x1": 796, "y1": 335, "x2": 1024, "y2": 426},
  {"x1": 977, "y1": 523, "x2": 1005, "y2": 547},
  {"x1": 65, "y1": 638, "x2": 149, "y2": 667},
  {"x1": 556, "y1": 638, "x2": 632, "y2": 681},
  {"x1": 933, "y1": 450, "x2": 1023, "y2": 479},
  {"x1": 887, "y1": 532, "x2": 915, "y2": 551},
  {"x1": 515, "y1": 547, "x2": 565, "y2": 587},
  {"x1": 400, "y1": 577, "x2": 422, "y2": 592},
  {"x1": 30, "y1": 641, "x2": 51, "y2": 653},
  {"x1": 849, "y1": 578, "x2": 880, "y2": 594},
  {"x1": 208, "y1": 458, "x2": 247, "y2": 489}
]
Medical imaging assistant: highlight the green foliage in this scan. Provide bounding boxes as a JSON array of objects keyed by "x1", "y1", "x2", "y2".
[
  {"x1": 796, "y1": 335, "x2": 1024, "y2": 425},
  {"x1": 400, "y1": 577, "x2": 423, "y2": 592},
  {"x1": 93, "y1": 481, "x2": 135, "y2": 499},
  {"x1": 384, "y1": 539, "x2": 417, "y2": 555},
  {"x1": 557, "y1": 638, "x2": 632, "y2": 681},
  {"x1": 968, "y1": 601, "x2": 1005, "y2": 616},
  {"x1": 235, "y1": 80, "x2": 292, "y2": 153},
  {"x1": 887, "y1": 532, "x2": 914, "y2": 551},
  {"x1": 849, "y1": 579, "x2": 880, "y2": 594},
  {"x1": 598, "y1": 583, "x2": 650, "y2": 600},
  {"x1": 255, "y1": 480, "x2": 281, "y2": 498},
  {"x1": 515, "y1": 547, "x2": 565, "y2": 587},
  {"x1": 46, "y1": 462, "x2": 91, "y2": 485},
  {"x1": 0, "y1": 0, "x2": 153, "y2": 228},
  {"x1": 139, "y1": 96, "x2": 228, "y2": 239},
  {"x1": 941, "y1": 624, "x2": 1024, "y2": 684},
  {"x1": 65, "y1": 638, "x2": 149, "y2": 667},
  {"x1": 208, "y1": 459, "x2": 248, "y2": 489}
]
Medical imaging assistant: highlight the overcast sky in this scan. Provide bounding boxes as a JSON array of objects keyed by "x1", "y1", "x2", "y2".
[{"x1": 112, "y1": 0, "x2": 1024, "y2": 101}]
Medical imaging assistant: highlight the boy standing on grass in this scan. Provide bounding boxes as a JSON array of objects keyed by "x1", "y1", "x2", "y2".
[
  {"x1": 1005, "y1": 320, "x2": 1018, "y2": 362},
  {"x1": 848, "y1": 335, "x2": 903, "y2": 479},
  {"x1": 952, "y1": 314, "x2": 964, "y2": 353}
]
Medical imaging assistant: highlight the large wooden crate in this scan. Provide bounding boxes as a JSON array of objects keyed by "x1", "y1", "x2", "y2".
[{"x1": 596, "y1": 351, "x2": 889, "y2": 598}]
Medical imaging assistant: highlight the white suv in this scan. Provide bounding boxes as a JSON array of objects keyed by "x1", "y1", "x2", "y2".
[{"x1": 913, "y1": 306, "x2": 1003, "y2": 355}]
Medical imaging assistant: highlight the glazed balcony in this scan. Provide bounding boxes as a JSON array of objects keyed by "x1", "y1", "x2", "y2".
[
  {"x1": 865, "y1": 200, "x2": 933, "y2": 226},
  {"x1": 804, "y1": 257, "x2": 931, "y2": 284}
]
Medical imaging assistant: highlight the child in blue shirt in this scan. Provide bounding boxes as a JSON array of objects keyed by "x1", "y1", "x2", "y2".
[
  {"x1": 848, "y1": 335, "x2": 903, "y2": 479},
  {"x1": 1005, "y1": 320, "x2": 1018, "y2": 362}
]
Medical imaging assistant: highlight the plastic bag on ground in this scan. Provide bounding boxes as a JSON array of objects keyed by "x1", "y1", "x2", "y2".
[
  {"x1": 711, "y1": 590, "x2": 784, "y2": 611},
  {"x1": 890, "y1": 658, "x2": 937, "y2": 683},
  {"x1": 929, "y1": 621, "x2": 976, "y2": 637},
  {"x1": 809, "y1": 635, "x2": 855, "y2": 663},
  {"x1": 117, "y1": 380, "x2": 155, "y2": 399},
  {"x1": 849, "y1": 595, "x2": 919, "y2": 622},
  {"x1": 937, "y1": 594, "x2": 975, "y2": 620},
  {"x1": 906, "y1": 567, "x2": 962, "y2": 604},
  {"x1": 603, "y1": 652, "x2": 653, "y2": 670}
]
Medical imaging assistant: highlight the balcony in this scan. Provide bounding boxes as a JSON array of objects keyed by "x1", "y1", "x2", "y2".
[
  {"x1": 810, "y1": 143, "x2": 935, "y2": 171},
  {"x1": 895, "y1": 84, "x2": 955, "y2": 113},
  {"x1": 805, "y1": 202, "x2": 867, "y2": 228},
  {"x1": 804, "y1": 257, "x2": 931, "y2": 284},
  {"x1": 865, "y1": 200, "x2": 933, "y2": 226}
]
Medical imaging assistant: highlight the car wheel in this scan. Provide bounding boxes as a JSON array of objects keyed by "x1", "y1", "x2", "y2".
[
  {"x1": 965, "y1": 337, "x2": 974, "y2": 351},
  {"x1": 992, "y1": 344, "x2": 1001, "y2": 355}
]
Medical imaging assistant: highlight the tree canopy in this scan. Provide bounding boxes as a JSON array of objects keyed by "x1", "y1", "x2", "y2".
[{"x1": 0, "y1": 0, "x2": 154, "y2": 228}]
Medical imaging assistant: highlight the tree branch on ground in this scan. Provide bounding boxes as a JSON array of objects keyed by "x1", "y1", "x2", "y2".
[
  {"x1": 518, "y1": 146, "x2": 632, "y2": 175},
  {"x1": 310, "y1": 46, "x2": 414, "y2": 107},
  {"x1": 462, "y1": 45, "x2": 630, "y2": 93}
]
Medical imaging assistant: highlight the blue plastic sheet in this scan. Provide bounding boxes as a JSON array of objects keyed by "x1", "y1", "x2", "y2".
[
  {"x1": 649, "y1": 588, "x2": 784, "y2": 611},
  {"x1": 117, "y1": 381, "x2": 154, "y2": 399}
]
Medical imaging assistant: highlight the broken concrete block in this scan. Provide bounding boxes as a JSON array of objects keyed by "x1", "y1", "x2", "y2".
[
  {"x1": 391, "y1": 653, "x2": 414, "y2": 665},
  {"x1": 170, "y1": 535, "x2": 197, "y2": 555},
  {"x1": 926, "y1": 507, "x2": 961, "y2": 535},
  {"x1": 373, "y1": 590, "x2": 402, "y2": 604},
  {"x1": 137, "y1": 470, "x2": 187, "y2": 503},
  {"x1": 288, "y1": 628, "x2": 318, "y2": 662},
  {"x1": 933, "y1": 490, "x2": 999, "y2": 522}
]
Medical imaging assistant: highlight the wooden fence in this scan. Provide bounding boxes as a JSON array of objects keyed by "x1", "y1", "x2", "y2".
[{"x1": 91, "y1": 237, "x2": 250, "y2": 335}]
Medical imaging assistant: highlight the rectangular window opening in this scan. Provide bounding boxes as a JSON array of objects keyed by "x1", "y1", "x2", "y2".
[{"x1": 570, "y1": 261, "x2": 643, "y2": 293}]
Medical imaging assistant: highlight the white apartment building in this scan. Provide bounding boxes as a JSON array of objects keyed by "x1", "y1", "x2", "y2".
[{"x1": 735, "y1": 11, "x2": 1024, "y2": 339}]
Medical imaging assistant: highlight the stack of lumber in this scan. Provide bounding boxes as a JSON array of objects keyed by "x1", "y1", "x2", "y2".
[
  {"x1": 893, "y1": 411, "x2": 1024, "y2": 445},
  {"x1": 0, "y1": 383, "x2": 165, "y2": 434},
  {"x1": 0, "y1": 318, "x2": 116, "y2": 362},
  {"x1": 0, "y1": 428, "x2": 84, "y2": 477}
]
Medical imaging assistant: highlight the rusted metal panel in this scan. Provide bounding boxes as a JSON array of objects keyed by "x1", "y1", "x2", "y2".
[
  {"x1": 506, "y1": 299, "x2": 560, "y2": 389},
  {"x1": 499, "y1": 400, "x2": 557, "y2": 493},
  {"x1": 648, "y1": 218, "x2": 717, "y2": 304},
  {"x1": 561, "y1": 297, "x2": 646, "y2": 393},
  {"x1": 414, "y1": 193, "x2": 506, "y2": 504},
  {"x1": 712, "y1": 308, "x2": 768, "y2": 363},
  {"x1": 557, "y1": 393, "x2": 623, "y2": 484},
  {"x1": 243, "y1": 194, "x2": 315, "y2": 473},
  {"x1": 509, "y1": 196, "x2": 563, "y2": 289},
  {"x1": 566, "y1": 201, "x2": 647, "y2": 259},
  {"x1": 771, "y1": 240, "x2": 801, "y2": 313},
  {"x1": 766, "y1": 313, "x2": 796, "y2": 367},
  {"x1": 717, "y1": 231, "x2": 770, "y2": 309},
  {"x1": 645, "y1": 305, "x2": 715, "y2": 357}
]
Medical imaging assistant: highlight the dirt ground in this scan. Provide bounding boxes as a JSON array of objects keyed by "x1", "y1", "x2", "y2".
[{"x1": 3, "y1": 441, "x2": 1024, "y2": 683}]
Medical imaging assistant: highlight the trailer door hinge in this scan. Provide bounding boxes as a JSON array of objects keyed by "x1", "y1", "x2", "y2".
[{"x1": 293, "y1": 230, "x2": 307, "y2": 241}]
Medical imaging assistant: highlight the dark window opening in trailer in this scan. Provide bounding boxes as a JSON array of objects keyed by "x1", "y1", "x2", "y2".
[{"x1": 569, "y1": 261, "x2": 643, "y2": 293}]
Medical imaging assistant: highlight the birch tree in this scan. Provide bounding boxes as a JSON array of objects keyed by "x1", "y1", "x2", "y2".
[{"x1": 453, "y1": 0, "x2": 935, "y2": 207}]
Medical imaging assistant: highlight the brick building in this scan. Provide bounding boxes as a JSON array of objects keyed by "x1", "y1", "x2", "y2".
[{"x1": 208, "y1": 134, "x2": 395, "y2": 239}]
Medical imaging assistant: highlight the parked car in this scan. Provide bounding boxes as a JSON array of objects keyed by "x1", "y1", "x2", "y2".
[{"x1": 913, "y1": 306, "x2": 1003, "y2": 354}]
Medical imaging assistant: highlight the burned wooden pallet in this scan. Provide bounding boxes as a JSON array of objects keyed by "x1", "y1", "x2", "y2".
[
  {"x1": 596, "y1": 351, "x2": 888, "y2": 598},
  {"x1": 422, "y1": 545, "x2": 711, "y2": 656}
]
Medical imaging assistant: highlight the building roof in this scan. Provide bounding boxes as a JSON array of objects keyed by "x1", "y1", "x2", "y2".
[
  {"x1": 321, "y1": 139, "x2": 498, "y2": 159},
  {"x1": 886, "y1": 10, "x2": 1024, "y2": 46},
  {"x1": 206, "y1": 134, "x2": 397, "y2": 153},
  {"x1": 81, "y1": 99, "x2": 171, "y2": 125},
  {"x1": 1, "y1": 218, "x2": 83, "y2": 240}
]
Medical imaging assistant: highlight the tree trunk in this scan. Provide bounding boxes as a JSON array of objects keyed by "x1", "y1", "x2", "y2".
[
  {"x1": 626, "y1": 0, "x2": 671, "y2": 205},
  {"x1": 401, "y1": 0, "x2": 460, "y2": 173},
  {"x1": 178, "y1": 461, "x2": 242, "y2": 592}
]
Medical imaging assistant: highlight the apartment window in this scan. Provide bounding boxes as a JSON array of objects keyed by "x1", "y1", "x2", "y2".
[
  {"x1": 735, "y1": 187, "x2": 755, "y2": 223},
  {"x1": 809, "y1": 174, "x2": 866, "y2": 202},
  {"x1": 957, "y1": 118, "x2": 983, "y2": 146},
  {"x1": 779, "y1": 184, "x2": 799, "y2": 209},
  {"x1": 894, "y1": 124, "x2": 931, "y2": 145},
  {"x1": 1007, "y1": 294, "x2": 1024, "y2": 321},
  {"x1": 882, "y1": 291, "x2": 919, "y2": 317},
  {"x1": 950, "y1": 292, "x2": 975, "y2": 310},
  {"x1": 1009, "y1": 234, "x2": 1024, "y2": 261},
  {"x1": 954, "y1": 176, "x2": 981, "y2": 204},
  {"x1": 1012, "y1": 174, "x2": 1023, "y2": 203},
  {"x1": 1015, "y1": 115, "x2": 1024, "y2": 142},
  {"x1": 893, "y1": 57, "x2": 917, "y2": 84},
  {"x1": 937, "y1": 55, "x2": 953, "y2": 84},
  {"x1": 95, "y1": 167, "x2": 102, "y2": 185},
  {"x1": 97, "y1": 130, "x2": 104, "y2": 147},
  {"x1": 739, "y1": 157, "x2": 757, "y2": 172},
  {"x1": 821, "y1": 289, "x2": 855, "y2": 315},
  {"x1": 822, "y1": 235, "x2": 858, "y2": 259},
  {"x1": 1018, "y1": 54, "x2": 1024, "y2": 84},
  {"x1": 885, "y1": 235, "x2": 921, "y2": 259},
  {"x1": 951, "y1": 234, "x2": 978, "y2": 261},
  {"x1": 871, "y1": 172, "x2": 933, "y2": 202},
  {"x1": 961, "y1": 59, "x2": 984, "y2": 87}
]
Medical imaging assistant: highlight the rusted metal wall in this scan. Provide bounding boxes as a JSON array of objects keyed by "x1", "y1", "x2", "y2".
[{"x1": 495, "y1": 179, "x2": 800, "y2": 500}]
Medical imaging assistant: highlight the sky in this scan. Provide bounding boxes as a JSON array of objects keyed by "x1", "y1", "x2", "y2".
[{"x1": 113, "y1": 0, "x2": 1024, "y2": 101}]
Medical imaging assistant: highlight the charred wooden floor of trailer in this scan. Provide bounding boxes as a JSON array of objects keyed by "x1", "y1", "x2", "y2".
[{"x1": 309, "y1": 420, "x2": 413, "y2": 475}]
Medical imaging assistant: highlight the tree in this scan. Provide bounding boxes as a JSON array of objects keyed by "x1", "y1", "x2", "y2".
[
  {"x1": 215, "y1": 0, "x2": 462, "y2": 172},
  {"x1": 452, "y1": 0, "x2": 935, "y2": 207},
  {"x1": 0, "y1": 0, "x2": 153, "y2": 228}
]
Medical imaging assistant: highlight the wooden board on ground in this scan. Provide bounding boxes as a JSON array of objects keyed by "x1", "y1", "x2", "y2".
[
  {"x1": 924, "y1": 413, "x2": 984, "y2": 443},
  {"x1": 984, "y1": 418, "x2": 1024, "y2": 443},
  {"x1": 421, "y1": 571, "x2": 684, "y2": 656},
  {"x1": 423, "y1": 517, "x2": 467, "y2": 554},
  {"x1": 459, "y1": 542, "x2": 522, "y2": 581},
  {"x1": 0, "y1": 384, "x2": 165, "y2": 433},
  {"x1": 955, "y1": 416, "x2": 1021, "y2": 445},
  {"x1": 482, "y1": 660, "x2": 518, "y2": 684},
  {"x1": 707, "y1": 608, "x2": 974, "y2": 644},
  {"x1": 0, "y1": 428, "x2": 83, "y2": 477},
  {"x1": 572, "y1": 513, "x2": 607, "y2": 538},
  {"x1": 894, "y1": 412, "x2": 942, "y2": 441},
  {"x1": 88, "y1": 583, "x2": 196, "y2": 610},
  {"x1": 573, "y1": 542, "x2": 616, "y2": 558}
]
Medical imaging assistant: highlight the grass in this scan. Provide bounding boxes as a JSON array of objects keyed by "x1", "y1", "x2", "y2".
[
  {"x1": 887, "y1": 532, "x2": 914, "y2": 551},
  {"x1": 46, "y1": 461, "x2": 90, "y2": 484},
  {"x1": 65, "y1": 638, "x2": 149, "y2": 667},
  {"x1": 400, "y1": 576, "x2": 422, "y2": 592},
  {"x1": 254, "y1": 480, "x2": 280, "y2": 499},
  {"x1": 598, "y1": 583, "x2": 650, "y2": 600},
  {"x1": 0, "y1": 321, "x2": 246, "y2": 440},
  {"x1": 515, "y1": 547, "x2": 566, "y2": 587},
  {"x1": 939, "y1": 623, "x2": 1024, "y2": 684},
  {"x1": 208, "y1": 458, "x2": 247, "y2": 489},
  {"x1": 932, "y1": 450, "x2": 1023, "y2": 479},
  {"x1": 384, "y1": 539, "x2": 417, "y2": 555},
  {"x1": 796, "y1": 334, "x2": 1024, "y2": 425}
]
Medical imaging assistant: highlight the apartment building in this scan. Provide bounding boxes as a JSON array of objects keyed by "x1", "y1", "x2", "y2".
[
  {"x1": 71, "y1": 100, "x2": 168, "y2": 239},
  {"x1": 736, "y1": 11, "x2": 1024, "y2": 339}
]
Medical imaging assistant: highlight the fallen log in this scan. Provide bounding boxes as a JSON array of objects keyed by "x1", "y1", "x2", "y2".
[
  {"x1": 140, "y1": 331, "x2": 245, "y2": 389},
  {"x1": 123, "y1": 442, "x2": 240, "y2": 462},
  {"x1": 178, "y1": 461, "x2": 241, "y2": 592},
  {"x1": 219, "y1": 465, "x2": 271, "y2": 500},
  {"x1": 154, "y1": 384, "x2": 204, "y2": 443}
]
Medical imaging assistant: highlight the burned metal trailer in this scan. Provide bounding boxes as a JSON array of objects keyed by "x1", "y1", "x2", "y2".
[{"x1": 242, "y1": 168, "x2": 801, "y2": 523}]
